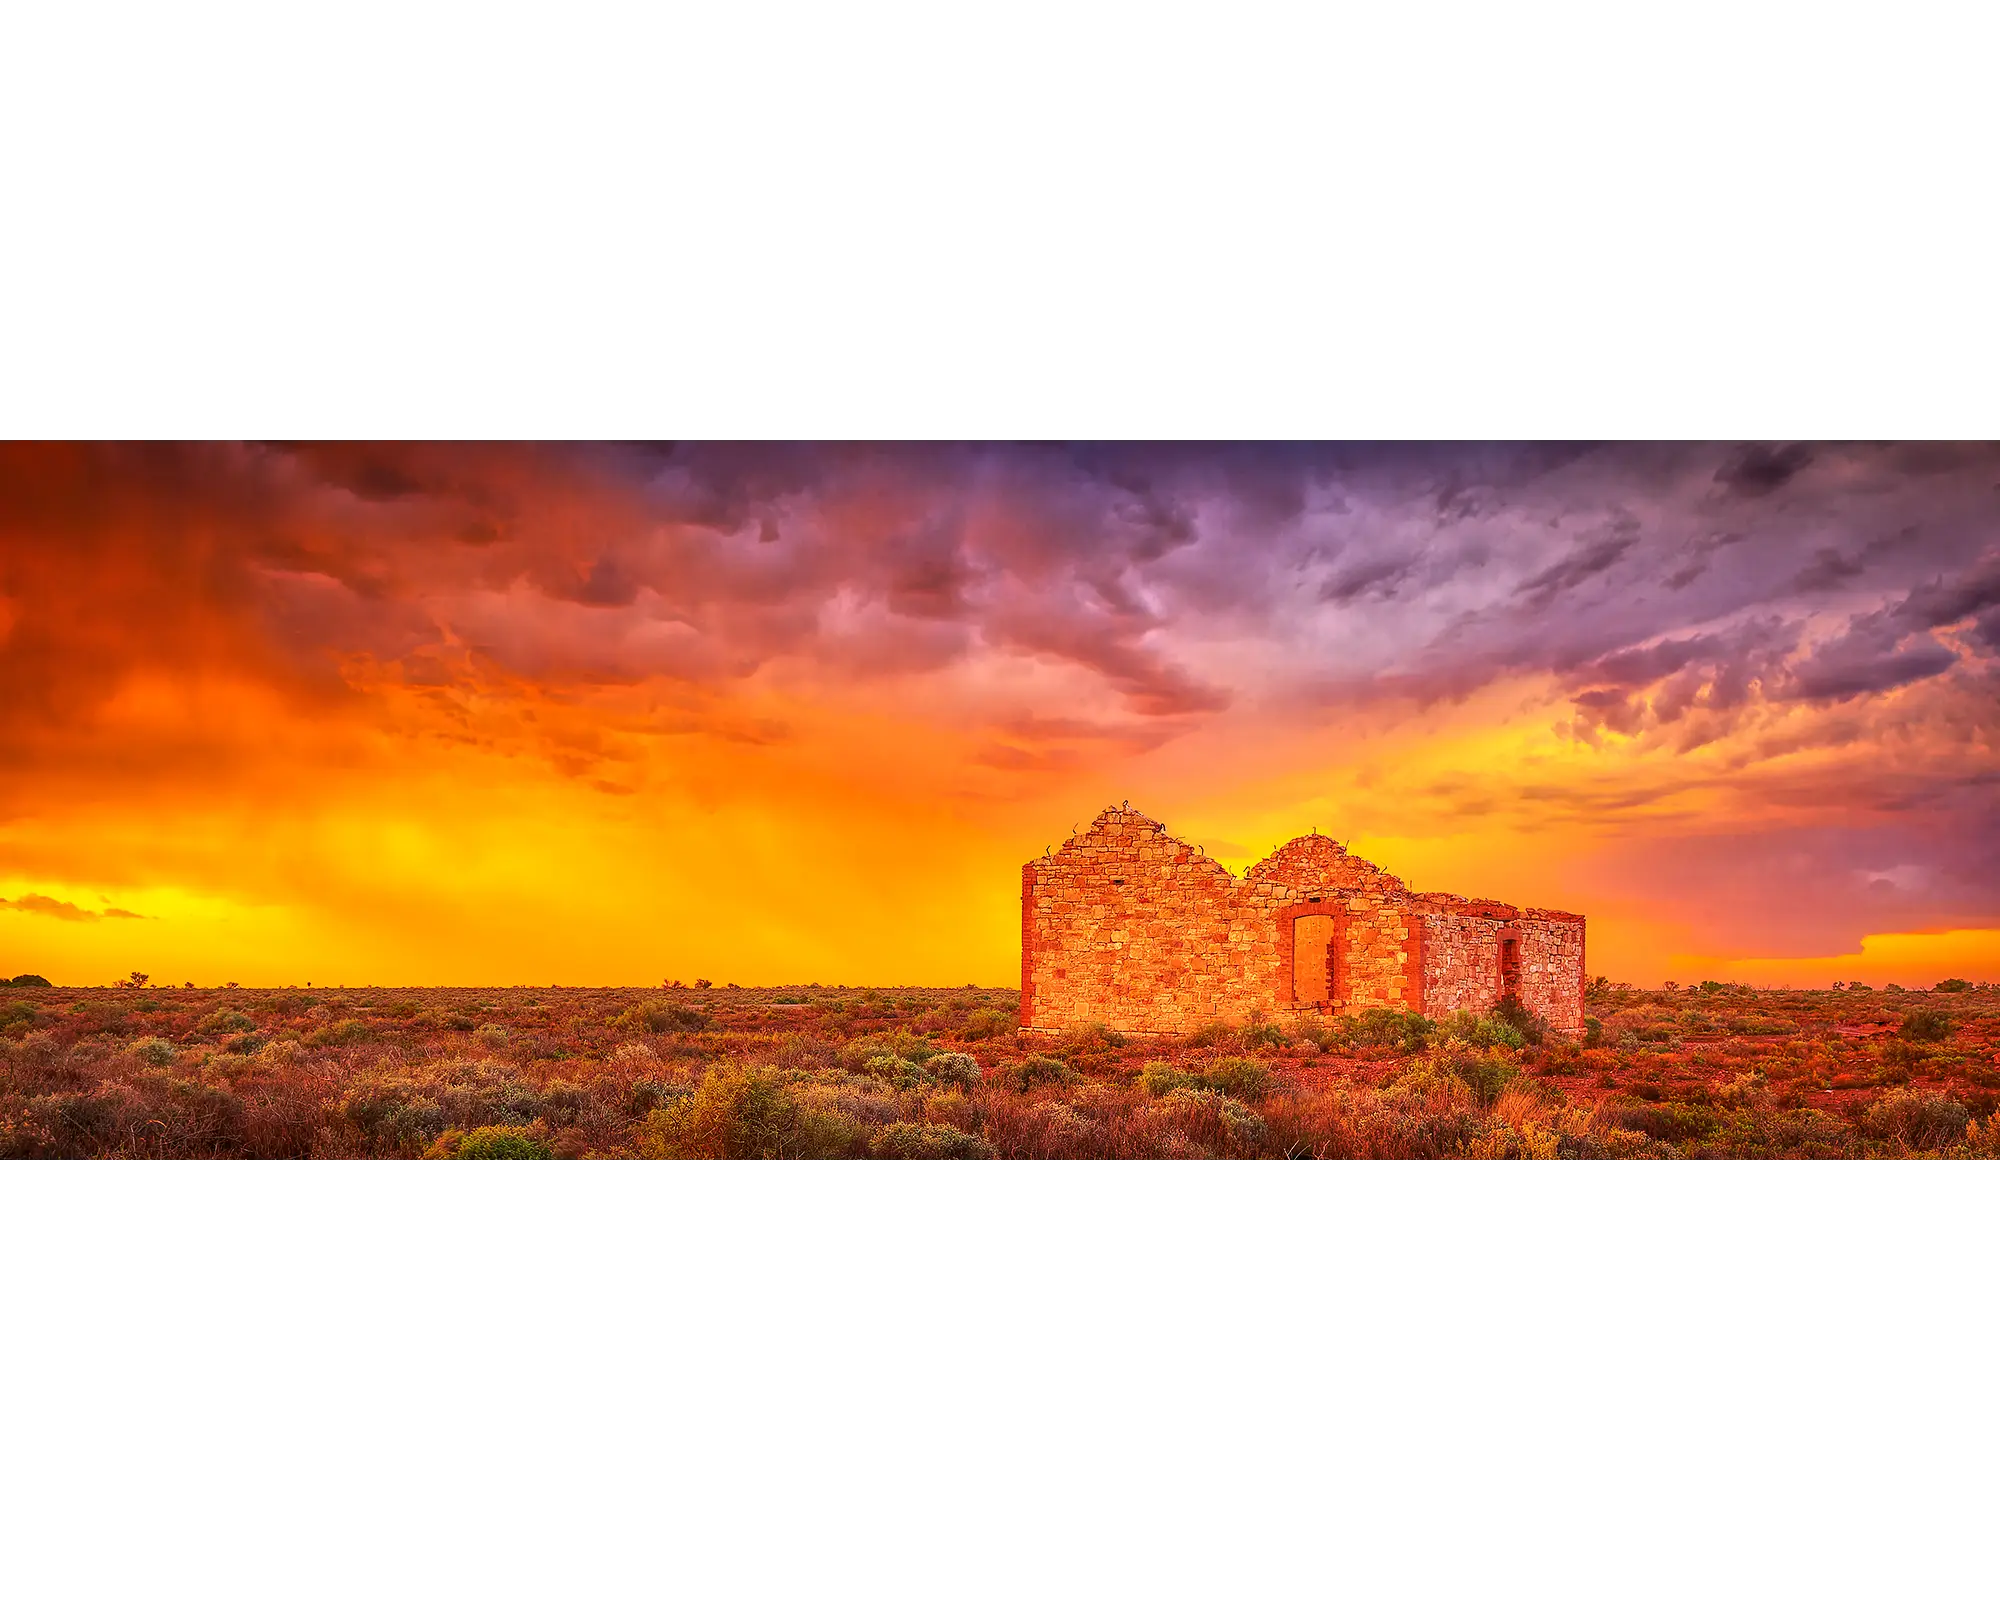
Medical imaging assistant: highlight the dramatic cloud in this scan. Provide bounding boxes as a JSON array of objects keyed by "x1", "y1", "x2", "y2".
[{"x1": 1, "y1": 441, "x2": 1995, "y2": 984}]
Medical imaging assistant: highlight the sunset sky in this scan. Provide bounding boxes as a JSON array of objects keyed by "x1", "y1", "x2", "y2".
[{"x1": 3, "y1": 440, "x2": 1996, "y2": 989}]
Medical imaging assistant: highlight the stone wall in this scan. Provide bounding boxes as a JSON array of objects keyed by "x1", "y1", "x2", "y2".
[
  {"x1": 1021, "y1": 805, "x2": 1587, "y2": 1037},
  {"x1": 1517, "y1": 911, "x2": 1586, "y2": 1034},
  {"x1": 1020, "y1": 806, "x2": 1248, "y2": 1035},
  {"x1": 1417, "y1": 903, "x2": 1509, "y2": 1016}
]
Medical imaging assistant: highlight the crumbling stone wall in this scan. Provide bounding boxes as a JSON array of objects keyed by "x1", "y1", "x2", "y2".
[
  {"x1": 1022, "y1": 805, "x2": 1587, "y2": 1037},
  {"x1": 1020, "y1": 807, "x2": 1245, "y2": 1035},
  {"x1": 1517, "y1": 912, "x2": 1586, "y2": 1034},
  {"x1": 1416, "y1": 900, "x2": 1512, "y2": 1017}
]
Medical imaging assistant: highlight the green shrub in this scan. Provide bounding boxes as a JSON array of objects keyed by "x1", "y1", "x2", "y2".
[
  {"x1": 1238, "y1": 1017, "x2": 1288, "y2": 1049},
  {"x1": 1146, "y1": 1086, "x2": 1267, "y2": 1155},
  {"x1": 868, "y1": 1121, "x2": 993, "y2": 1159},
  {"x1": 197, "y1": 1008, "x2": 255, "y2": 1036},
  {"x1": 1138, "y1": 1060, "x2": 1199, "y2": 1097},
  {"x1": 626, "y1": 1002, "x2": 708, "y2": 1034},
  {"x1": 1053, "y1": 1023, "x2": 1125, "y2": 1059},
  {"x1": 126, "y1": 1036, "x2": 177, "y2": 1067},
  {"x1": 1583, "y1": 1015, "x2": 1603, "y2": 1045},
  {"x1": 857, "y1": 1052, "x2": 932, "y2": 1090},
  {"x1": 475, "y1": 1022, "x2": 510, "y2": 1048},
  {"x1": 1203, "y1": 1057, "x2": 1273, "y2": 1102},
  {"x1": 1345, "y1": 1008, "x2": 1435, "y2": 1053},
  {"x1": 1605, "y1": 1099, "x2": 1717, "y2": 1143},
  {"x1": 839, "y1": 1030, "x2": 940, "y2": 1070},
  {"x1": 1898, "y1": 1010, "x2": 1953, "y2": 1043},
  {"x1": 224, "y1": 1032, "x2": 268, "y2": 1055},
  {"x1": 959, "y1": 1008, "x2": 1015, "y2": 1041},
  {"x1": 1442, "y1": 1049, "x2": 1519, "y2": 1107},
  {"x1": 927, "y1": 1052, "x2": 980, "y2": 1088},
  {"x1": 1136, "y1": 1057, "x2": 1273, "y2": 1101},
  {"x1": 1441, "y1": 1011, "x2": 1526, "y2": 1052},
  {"x1": 339, "y1": 1076, "x2": 446, "y2": 1150},
  {"x1": 446, "y1": 1125, "x2": 553, "y2": 1160},
  {"x1": 8, "y1": 974, "x2": 54, "y2": 987},
  {"x1": 637, "y1": 1065, "x2": 858, "y2": 1159},
  {"x1": 1183, "y1": 1020, "x2": 1238, "y2": 1048},
  {"x1": 994, "y1": 1054, "x2": 1077, "y2": 1093},
  {"x1": 1933, "y1": 978, "x2": 1972, "y2": 994},
  {"x1": 304, "y1": 1018, "x2": 371, "y2": 1048},
  {"x1": 1493, "y1": 995, "x2": 1547, "y2": 1046}
]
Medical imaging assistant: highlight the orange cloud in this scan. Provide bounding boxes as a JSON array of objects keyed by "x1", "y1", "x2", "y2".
[{"x1": 2, "y1": 442, "x2": 1995, "y2": 987}]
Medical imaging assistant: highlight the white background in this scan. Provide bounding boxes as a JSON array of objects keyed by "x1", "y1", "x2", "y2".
[{"x1": 4, "y1": 3, "x2": 1997, "y2": 1596}]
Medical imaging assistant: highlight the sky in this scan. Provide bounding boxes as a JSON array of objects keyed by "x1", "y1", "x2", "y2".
[{"x1": 2, "y1": 440, "x2": 1996, "y2": 989}]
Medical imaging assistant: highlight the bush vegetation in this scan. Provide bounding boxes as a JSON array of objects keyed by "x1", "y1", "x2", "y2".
[{"x1": 0, "y1": 979, "x2": 1994, "y2": 1159}]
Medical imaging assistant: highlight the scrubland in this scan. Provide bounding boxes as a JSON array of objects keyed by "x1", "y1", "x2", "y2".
[{"x1": 1, "y1": 977, "x2": 1996, "y2": 1159}]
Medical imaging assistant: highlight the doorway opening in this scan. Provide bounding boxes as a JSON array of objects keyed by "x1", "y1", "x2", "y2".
[
  {"x1": 1498, "y1": 935, "x2": 1521, "y2": 1005},
  {"x1": 1293, "y1": 914, "x2": 1337, "y2": 1006}
]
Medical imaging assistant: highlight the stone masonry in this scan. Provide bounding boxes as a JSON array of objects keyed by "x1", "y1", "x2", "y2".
[{"x1": 1020, "y1": 804, "x2": 1586, "y2": 1037}]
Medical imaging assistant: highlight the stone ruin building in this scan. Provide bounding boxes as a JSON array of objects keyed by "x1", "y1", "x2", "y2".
[{"x1": 1021, "y1": 804, "x2": 1586, "y2": 1037}]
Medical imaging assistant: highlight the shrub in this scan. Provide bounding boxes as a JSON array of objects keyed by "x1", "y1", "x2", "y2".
[
  {"x1": 474, "y1": 1023, "x2": 510, "y2": 1049},
  {"x1": 618, "y1": 1002, "x2": 708, "y2": 1034},
  {"x1": 1138, "y1": 1060, "x2": 1199, "y2": 1097},
  {"x1": 1898, "y1": 1010, "x2": 1953, "y2": 1043},
  {"x1": 1863, "y1": 1089, "x2": 1971, "y2": 1150},
  {"x1": 304, "y1": 1018, "x2": 371, "y2": 1048},
  {"x1": 1053, "y1": 1023, "x2": 1125, "y2": 1061},
  {"x1": 627, "y1": 1078, "x2": 689, "y2": 1115},
  {"x1": 1605, "y1": 1099, "x2": 1717, "y2": 1143},
  {"x1": 429, "y1": 1058, "x2": 543, "y2": 1128},
  {"x1": 1203, "y1": 1057, "x2": 1273, "y2": 1102},
  {"x1": 439, "y1": 1124, "x2": 553, "y2": 1160},
  {"x1": 1441, "y1": 1011, "x2": 1526, "y2": 1052},
  {"x1": 1443, "y1": 1050, "x2": 1519, "y2": 1108},
  {"x1": 1239, "y1": 1017, "x2": 1288, "y2": 1049},
  {"x1": 839, "y1": 1030, "x2": 940, "y2": 1069},
  {"x1": 927, "y1": 1052, "x2": 979, "y2": 1088},
  {"x1": 224, "y1": 1032, "x2": 268, "y2": 1055},
  {"x1": 257, "y1": 1038, "x2": 307, "y2": 1069},
  {"x1": 868, "y1": 1121, "x2": 993, "y2": 1159},
  {"x1": 1583, "y1": 1016, "x2": 1603, "y2": 1046},
  {"x1": 994, "y1": 1054, "x2": 1077, "y2": 1092},
  {"x1": 339, "y1": 1076, "x2": 446, "y2": 1151},
  {"x1": 607, "y1": 1040, "x2": 660, "y2": 1073},
  {"x1": 1145, "y1": 1086, "x2": 1266, "y2": 1156},
  {"x1": 1345, "y1": 1008, "x2": 1435, "y2": 1054},
  {"x1": 857, "y1": 1053, "x2": 932, "y2": 1090},
  {"x1": 1933, "y1": 978, "x2": 1972, "y2": 994},
  {"x1": 127, "y1": 1037, "x2": 176, "y2": 1067},
  {"x1": 9, "y1": 974, "x2": 54, "y2": 987},
  {"x1": 1183, "y1": 1020, "x2": 1238, "y2": 1048},
  {"x1": 535, "y1": 1079, "x2": 591, "y2": 1126},
  {"x1": 637, "y1": 1064, "x2": 858, "y2": 1159},
  {"x1": 197, "y1": 1008, "x2": 255, "y2": 1036},
  {"x1": 959, "y1": 1008, "x2": 1015, "y2": 1041},
  {"x1": 1492, "y1": 995, "x2": 1547, "y2": 1046}
]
